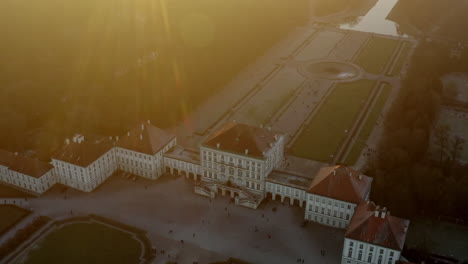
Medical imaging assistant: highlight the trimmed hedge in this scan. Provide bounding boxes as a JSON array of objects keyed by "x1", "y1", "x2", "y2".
[
  {"x1": 89, "y1": 214, "x2": 155, "y2": 264},
  {"x1": 0, "y1": 215, "x2": 50, "y2": 261},
  {"x1": 0, "y1": 205, "x2": 31, "y2": 237},
  {"x1": 209, "y1": 257, "x2": 253, "y2": 264}
]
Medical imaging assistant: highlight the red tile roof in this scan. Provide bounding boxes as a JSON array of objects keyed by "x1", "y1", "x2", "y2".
[
  {"x1": 203, "y1": 123, "x2": 282, "y2": 158},
  {"x1": 0, "y1": 149, "x2": 16, "y2": 168},
  {"x1": 117, "y1": 122, "x2": 176, "y2": 155},
  {"x1": 307, "y1": 165, "x2": 372, "y2": 204},
  {"x1": 9, "y1": 155, "x2": 54, "y2": 178},
  {"x1": 345, "y1": 201, "x2": 410, "y2": 251},
  {"x1": 52, "y1": 138, "x2": 114, "y2": 167},
  {"x1": 0, "y1": 149, "x2": 53, "y2": 178}
]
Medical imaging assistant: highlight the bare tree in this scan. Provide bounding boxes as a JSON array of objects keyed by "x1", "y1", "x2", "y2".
[
  {"x1": 447, "y1": 135, "x2": 465, "y2": 172},
  {"x1": 433, "y1": 124, "x2": 450, "y2": 165}
]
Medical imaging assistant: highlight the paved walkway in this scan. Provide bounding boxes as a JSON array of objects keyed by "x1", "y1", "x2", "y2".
[{"x1": 20, "y1": 176, "x2": 344, "y2": 264}]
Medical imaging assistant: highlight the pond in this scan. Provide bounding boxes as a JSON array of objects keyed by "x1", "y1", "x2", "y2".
[
  {"x1": 339, "y1": 0, "x2": 406, "y2": 37},
  {"x1": 305, "y1": 61, "x2": 360, "y2": 80}
]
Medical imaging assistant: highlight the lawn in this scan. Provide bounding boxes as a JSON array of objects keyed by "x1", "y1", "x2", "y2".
[
  {"x1": 291, "y1": 79, "x2": 375, "y2": 162},
  {"x1": 21, "y1": 222, "x2": 143, "y2": 264},
  {"x1": 355, "y1": 37, "x2": 399, "y2": 74},
  {"x1": 344, "y1": 83, "x2": 392, "y2": 165},
  {"x1": 0, "y1": 183, "x2": 34, "y2": 198},
  {"x1": 388, "y1": 41, "x2": 413, "y2": 76},
  {"x1": 0, "y1": 205, "x2": 30, "y2": 236}
]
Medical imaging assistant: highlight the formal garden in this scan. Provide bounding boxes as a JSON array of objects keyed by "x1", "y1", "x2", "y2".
[
  {"x1": 291, "y1": 79, "x2": 376, "y2": 162},
  {"x1": 14, "y1": 215, "x2": 154, "y2": 264},
  {"x1": 344, "y1": 82, "x2": 392, "y2": 165},
  {"x1": 387, "y1": 40, "x2": 414, "y2": 76},
  {"x1": 355, "y1": 36, "x2": 400, "y2": 74},
  {"x1": 0, "y1": 205, "x2": 31, "y2": 236}
]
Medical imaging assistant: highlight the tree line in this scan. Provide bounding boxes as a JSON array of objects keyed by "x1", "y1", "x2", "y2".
[{"x1": 367, "y1": 40, "x2": 468, "y2": 221}]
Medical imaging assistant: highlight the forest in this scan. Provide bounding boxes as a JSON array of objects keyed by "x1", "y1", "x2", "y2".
[
  {"x1": 0, "y1": 0, "x2": 310, "y2": 159},
  {"x1": 367, "y1": 39, "x2": 468, "y2": 222}
]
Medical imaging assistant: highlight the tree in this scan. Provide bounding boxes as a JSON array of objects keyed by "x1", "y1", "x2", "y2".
[
  {"x1": 447, "y1": 135, "x2": 464, "y2": 173},
  {"x1": 433, "y1": 124, "x2": 450, "y2": 165}
]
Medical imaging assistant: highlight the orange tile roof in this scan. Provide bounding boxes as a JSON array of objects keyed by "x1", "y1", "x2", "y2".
[
  {"x1": 9, "y1": 155, "x2": 54, "y2": 178},
  {"x1": 203, "y1": 123, "x2": 282, "y2": 158},
  {"x1": 307, "y1": 165, "x2": 372, "y2": 204},
  {"x1": 0, "y1": 150, "x2": 53, "y2": 178},
  {"x1": 345, "y1": 201, "x2": 410, "y2": 251},
  {"x1": 52, "y1": 138, "x2": 114, "y2": 167},
  {"x1": 117, "y1": 122, "x2": 175, "y2": 155}
]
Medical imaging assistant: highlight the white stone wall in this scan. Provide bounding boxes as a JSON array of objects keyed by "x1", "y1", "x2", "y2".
[
  {"x1": 265, "y1": 181, "x2": 306, "y2": 206},
  {"x1": 304, "y1": 193, "x2": 357, "y2": 229},
  {"x1": 164, "y1": 156, "x2": 202, "y2": 179},
  {"x1": 200, "y1": 147, "x2": 267, "y2": 194},
  {"x1": 0, "y1": 165, "x2": 10, "y2": 184},
  {"x1": 53, "y1": 148, "x2": 116, "y2": 192},
  {"x1": 341, "y1": 238, "x2": 400, "y2": 264},
  {"x1": 6, "y1": 169, "x2": 56, "y2": 194}
]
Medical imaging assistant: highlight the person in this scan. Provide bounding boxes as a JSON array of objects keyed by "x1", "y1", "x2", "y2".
[{"x1": 193, "y1": 233, "x2": 196, "y2": 238}]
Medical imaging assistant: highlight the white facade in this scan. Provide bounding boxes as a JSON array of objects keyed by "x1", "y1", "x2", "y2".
[
  {"x1": 305, "y1": 193, "x2": 357, "y2": 229},
  {"x1": 265, "y1": 181, "x2": 307, "y2": 207},
  {"x1": 4, "y1": 169, "x2": 55, "y2": 194},
  {"x1": 53, "y1": 148, "x2": 117, "y2": 192},
  {"x1": 164, "y1": 156, "x2": 202, "y2": 180},
  {"x1": 342, "y1": 238, "x2": 401, "y2": 264},
  {"x1": 200, "y1": 134, "x2": 284, "y2": 195},
  {"x1": 116, "y1": 137, "x2": 175, "y2": 180}
]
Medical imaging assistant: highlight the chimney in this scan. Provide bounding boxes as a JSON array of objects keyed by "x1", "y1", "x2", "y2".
[
  {"x1": 260, "y1": 124, "x2": 263, "y2": 128},
  {"x1": 267, "y1": 126, "x2": 271, "y2": 131},
  {"x1": 274, "y1": 135, "x2": 278, "y2": 141},
  {"x1": 147, "y1": 120, "x2": 150, "y2": 124},
  {"x1": 349, "y1": 172, "x2": 352, "y2": 176},
  {"x1": 109, "y1": 136, "x2": 112, "y2": 140},
  {"x1": 374, "y1": 206, "x2": 380, "y2": 217},
  {"x1": 262, "y1": 151, "x2": 266, "y2": 156},
  {"x1": 216, "y1": 143, "x2": 220, "y2": 149},
  {"x1": 140, "y1": 134, "x2": 143, "y2": 141},
  {"x1": 116, "y1": 136, "x2": 119, "y2": 141},
  {"x1": 245, "y1": 149, "x2": 249, "y2": 155},
  {"x1": 333, "y1": 169, "x2": 336, "y2": 175},
  {"x1": 381, "y1": 207, "x2": 387, "y2": 219},
  {"x1": 65, "y1": 138, "x2": 70, "y2": 145},
  {"x1": 127, "y1": 131, "x2": 130, "y2": 137},
  {"x1": 359, "y1": 174, "x2": 363, "y2": 180},
  {"x1": 141, "y1": 123, "x2": 144, "y2": 130},
  {"x1": 14, "y1": 152, "x2": 18, "y2": 156}
]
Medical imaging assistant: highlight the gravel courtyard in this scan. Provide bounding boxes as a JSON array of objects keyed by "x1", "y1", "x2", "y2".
[{"x1": 29, "y1": 175, "x2": 344, "y2": 264}]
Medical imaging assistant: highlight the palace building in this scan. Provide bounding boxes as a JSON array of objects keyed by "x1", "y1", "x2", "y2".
[
  {"x1": 0, "y1": 121, "x2": 410, "y2": 262},
  {"x1": 0, "y1": 150, "x2": 55, "y2": 194},
  {"x1": 342, "y1": 201, "x2": 410, "y2": 264},
  {"x1": 305, "y1": 165, "x2": 373, "y2": 229}
]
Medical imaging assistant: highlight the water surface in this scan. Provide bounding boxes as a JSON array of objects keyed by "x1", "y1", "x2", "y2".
[{"x1": 340, "y1": 0, "x2": 406, "y2": 37}]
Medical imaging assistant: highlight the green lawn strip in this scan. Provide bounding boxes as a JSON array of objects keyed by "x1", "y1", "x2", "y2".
[
  {"x1": 355, "y1": 37, "x2": 399, "y2": 74},
  {"x1": 388, "y1": 41, "x2": 413, "y2": 76},
  {"x1": 22, "y1": 222, "x2": 142, "y2": 264},
  {"x1": 291, "y1": 79, "x2": 375, "y2": 163},
  {"x1": 344, "y1": 83, "x2": 392, "y2": 165},
  {"x1": 0, "y1": 183, "x2": 34, "y2": 198},
  {"x1": 0, "y1": 205, "x2": 31, "y2": 236},
  {"x1": 246, "y1": 88, "x2": 297, "y2": 125}
]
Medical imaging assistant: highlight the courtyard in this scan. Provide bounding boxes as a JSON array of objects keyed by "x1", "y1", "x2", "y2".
[{"x1": 24, "y1": 175, "x2": 344, "y2": 264}]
